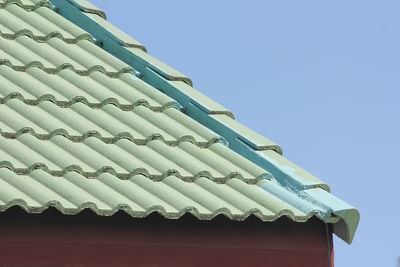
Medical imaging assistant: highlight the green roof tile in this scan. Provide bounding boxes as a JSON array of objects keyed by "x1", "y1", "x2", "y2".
[
  {"x1": 256, "y1": 150, "x2": 329, "y2": 192},
  {"x1": 0, "y1": 168, "x2": 309, "y2": 219},
  {"x1": 170, "y1": 80, "x2": 235, "y2": 118},
  {"x1": 85, "y1": 12, "x2": 146, "y2": 51},
  {"x1": 0, "y1": 135, "x2": 268, "y2": 182},
  {"x1": 69, "y1": 0, "x2": 106, "y2": 20},
  {"x1": 0, "y1": 36, "x2": 130, "y2": 75},
  {"x1": 125, "y1": 46, "x2": 192, "y2": 86},
  {"x1": 0, "y1": 0, "x2": 359, "y2": 244},
  {"x1": 0, "y1": 3, "x2": 91, "y2": 42},
  {"x1": 0, "y1": 0, "x2": 51, "y2": 10},
  {"x1": 211, "y1": 114, "x2": 282, "y2": 153},
  {"x1": 0, "y1": 66, "x2": 178, "y2": 111},
  {"x1": 0, "y1": 99, "x2": 224, "y2": 147}
]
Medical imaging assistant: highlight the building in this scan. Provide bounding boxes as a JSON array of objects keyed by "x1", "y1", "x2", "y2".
[{"x1": 0, "y1": 0, "x2": 359, "y2": 266}]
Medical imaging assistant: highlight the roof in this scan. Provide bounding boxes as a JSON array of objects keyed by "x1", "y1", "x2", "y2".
[{"x1": 0, "y1": 0, "x2": 359, "y2": 243}]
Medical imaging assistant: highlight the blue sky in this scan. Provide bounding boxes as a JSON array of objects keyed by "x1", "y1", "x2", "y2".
[{"x1": 90, "y1": 1, "x2": 400, "y2": 266}]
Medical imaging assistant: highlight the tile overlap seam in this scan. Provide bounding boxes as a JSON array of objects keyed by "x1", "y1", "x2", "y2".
[
  {"x1": 0, "y1": 163, "x2": 269, "y2": 184},
  {"x1": 66, "y1": 0, "x2": 106, "y2": 20},
  {"x1": 0, "y1": 92, "x2": 180, "y2": 112},
  {"x1": 0, "y1": 0, "x2": 52, "y2": 11},
  {"x1": 0, "y1": 129, "x2": 225, "y2": 148},
  {"x1": 0, "y1": 59, "x2": 135, "y2": 78},
  {"x1": 0, "y1": 29, "x2": 94, "y2": 44}
]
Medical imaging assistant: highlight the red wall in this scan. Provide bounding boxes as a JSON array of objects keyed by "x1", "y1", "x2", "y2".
[{"x1": 0, "y1": 207, "x2": 333, "y2": 267}]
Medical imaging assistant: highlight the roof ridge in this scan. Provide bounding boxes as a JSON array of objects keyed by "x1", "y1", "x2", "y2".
[
  {"x1": 0, "y1": 92, "x2": 180, "y2": 112},
  {"x1": 0, "y1": 128, "x2": 225, "y2": 148},
  {"x1": 0, "y1": 0, "x2": 51, "y2": 11},
  {"x1": 46, "y1": 0, "x2": 337, "y2": 193},
  {"x1": 0, "y1": 164, "x2": 269, "y2": 184},
  {"x1": 0, "y1": 59, "x2": 135, "y2": 78},
  {"x1": 0, "y1": 29, "x2": 94, "y2": 44}
]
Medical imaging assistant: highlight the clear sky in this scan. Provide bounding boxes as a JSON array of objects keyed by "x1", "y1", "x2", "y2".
[{"x1": 90, "y1": 1, "x2": 399, "y2": 266}]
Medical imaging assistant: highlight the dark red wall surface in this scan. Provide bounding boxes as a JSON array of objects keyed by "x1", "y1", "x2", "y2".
[{"x1": 0, "y1": 207, "x2": 333, "y2": 267}]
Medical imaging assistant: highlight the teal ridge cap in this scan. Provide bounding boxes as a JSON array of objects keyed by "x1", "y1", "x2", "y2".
[
  {"x1": 301, "y1": 188, "x2": 360, "y2": 244},
  {"x1": 51, "y1": 0, "x2": 123, "y2": 45},
  {"x1": 53, "y1": 0, "x2": 185, "y2": 85},
  {"x1": 48, "y1": 0, "x2": 327, "y2": 192},
  {"x1": 258, "y1": 181, "x2": 359, "y2": 244},
  {"x1": 149, "y1": 64, "x2": 193, "y2": 87},
  {"x1": 188, "y1": 104, "x2": 322, "y2": 192},
  {"x1": 48, "y1": 0, "x2": 359, "y2": 243}
]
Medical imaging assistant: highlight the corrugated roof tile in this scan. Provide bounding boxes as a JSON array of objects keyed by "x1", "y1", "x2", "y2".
[
  {"x1": 125, "y1": 46, "x2": 193, "y2": 86},
  {"x1": 0, "y1": 66, "x2": 178, "y2": 111},
  {"x1": 0, "y1": 0, "x2": 52, "y2": 10},
  {"x1": 256, "y1": 150, "x2": 329, "y2": 191},
  {"x1": 0, "y1": 100, "x2": 224, "y2": 146},
  {"x1": 85, "y1": 12, "x2": 146, "y2": 51},
  {"x1": 70, "y1": 0, "x2": 106, "y2": 20},
  {"x1": 0, "y1": 4, "x2": 91, "y2": 42},
  {"x1": 0, "y1": 168, "x2": 312, "y2": 219},
  {"x1": 211, "y1": 114, "x2": 282, "y2": 154},
  {"x1": 170, "y1": 80, "x2": 235, "y2": 118},
  {"x1": 0, "y1": 135, "x2": 268, "y2": 183},
  {"x1": 0, "y1": 36, "x2": 130, "y2": 75}
]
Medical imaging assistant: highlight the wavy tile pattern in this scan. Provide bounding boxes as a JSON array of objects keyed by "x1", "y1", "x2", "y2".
[
  {"x1": 0, "y1": 135, "x2": 268, "y2": 182},
  {"x1": 71, "y1": 0, "x2": 106, "y2": 20},
  {"x1": 0, "y1": 2, "x2": 270, "y2": 184},
  {"x1": 0, "y1": 4, "x2": 92, "y2": 42},
  {"x1": 0, "y1": 168, "x2": 308, "y2": 219},
  {"x1": 0, "y1": 36, "x2": 131, "y2": 76},
  {"x1": 0, "y1": 66, "x2": 177, "y2": 111},
  {"x1": 0, "y1": 0, "x2": 51, "y2": 10},
  {"x1": 0, "y1": 99, "x2": 223, "y2": 147}
]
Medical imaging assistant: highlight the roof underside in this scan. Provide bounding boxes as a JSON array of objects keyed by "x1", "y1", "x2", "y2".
[{"x1": 0, "y1": 0, "x2": 359, "y2": 243}]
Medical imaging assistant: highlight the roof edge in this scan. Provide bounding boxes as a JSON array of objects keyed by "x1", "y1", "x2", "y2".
[{"x1": 302, "y1": 188, "x2": 360, "y2": 244}]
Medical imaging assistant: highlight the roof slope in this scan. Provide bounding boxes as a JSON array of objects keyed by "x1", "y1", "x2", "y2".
[{"x1": 0, "y1": 0, "x2": 359, "y2": 243}]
